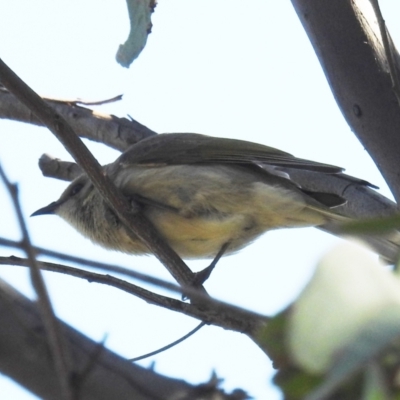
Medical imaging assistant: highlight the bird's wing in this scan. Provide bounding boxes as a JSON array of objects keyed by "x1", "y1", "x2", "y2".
[{"x1": 117, "y1": 133, "x2": 343, "y2": 173}]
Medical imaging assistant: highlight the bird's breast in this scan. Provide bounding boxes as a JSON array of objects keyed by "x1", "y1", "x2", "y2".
[{"x1": 146, "y1": 208, "x2": 260, "y2": 258}]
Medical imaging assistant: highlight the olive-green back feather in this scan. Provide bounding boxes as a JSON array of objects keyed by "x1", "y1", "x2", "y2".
[{"x1": 118, "y1": 133, "x2": 343, "y2": 173}]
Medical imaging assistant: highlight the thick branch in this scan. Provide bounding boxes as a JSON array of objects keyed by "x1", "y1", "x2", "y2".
[
  {"x1": 39, "y1": 154, "x2": 82, "y2": 181},
  {"x1": 291, "y1": 0, "x2": 400, "y2": 202},
  {"x1": 0, "y1": 87, "x2": 156, "y2": 151},
  {"x1": 0, "y1": 279, "x2": 245, "y2": 400}
]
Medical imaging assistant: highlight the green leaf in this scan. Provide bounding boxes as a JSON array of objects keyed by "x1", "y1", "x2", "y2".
[
  {"x1": 340, "y1": 214, "x2": 400, "y2": 235},
  {"x1": 362, "y1": 362, "x2": 389, "y2": 400}
]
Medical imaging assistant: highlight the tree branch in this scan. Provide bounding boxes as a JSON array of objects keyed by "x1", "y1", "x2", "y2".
[
  {"x1": 0, "y1": 246, "x2": 267, "y2": 336},
  {"x1": 0, "y1": 165, "x2": 73, "y2": 400},
  {"x1": 0, "y1": 86, "x2": 156, "y2": 151},
  {"x1": 39, "y1": 154, "x2": 83, "y2": 181},
  {"x1": 0, "y1": 278, "x2": 247, "y2": 400},
  {"x1": 291, "y1": 0, "x2": 400, "y2": 202}
]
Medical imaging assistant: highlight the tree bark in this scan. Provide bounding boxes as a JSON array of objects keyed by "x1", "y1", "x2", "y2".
[
  {"x1": 0, "y1": 279, "x2": 243, "y2": 400},
  {"x1": 291, "y1": 0, "x2": 400, "y2": 202}
]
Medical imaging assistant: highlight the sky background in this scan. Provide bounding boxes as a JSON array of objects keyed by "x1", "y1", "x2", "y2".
[{"x1": 0, "y1": 1, "x2": 399, "y2": 399}]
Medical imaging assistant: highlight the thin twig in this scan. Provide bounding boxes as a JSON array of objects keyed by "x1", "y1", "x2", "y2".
[
  {"x1": 0, "y1": 253, "x2": 267, "y2": 334},
  {"x1": 0, "y1": 240, "x2": 183, "y2": 293},
  {"x1": 43, "y1": 94, "x2": 124, "y2": 106},
  {"x1": 2, "y1": 255, "x2": 190, "y2": 309},
  {"x1": 129, "y1": 322, "x2": 206, "y2": 362},
  {"x1": 370, "y1": 0, "x2": 400, "y2": 105},
  {"x1": 0, "y1": 165, "x2": 73, "y2": 400}
]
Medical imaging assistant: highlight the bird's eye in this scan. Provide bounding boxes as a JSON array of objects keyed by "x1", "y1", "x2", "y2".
[{"x1": 70, "y1": 183, "x2": 84, "y2": 196}]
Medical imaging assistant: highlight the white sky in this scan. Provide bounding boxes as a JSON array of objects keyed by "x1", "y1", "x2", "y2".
[{"x1": 0, "y1": 1, "x2": 399, "y2": 399}]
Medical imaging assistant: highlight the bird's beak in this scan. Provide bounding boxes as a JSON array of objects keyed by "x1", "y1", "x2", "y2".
[{"x1": 31, "y1": 201, "x2": 59, "y2": 217}]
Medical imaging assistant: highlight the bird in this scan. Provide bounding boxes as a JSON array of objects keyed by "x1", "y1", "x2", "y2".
[{"x1": 31, "y1": 132, "x2": 355, "y2": 281}]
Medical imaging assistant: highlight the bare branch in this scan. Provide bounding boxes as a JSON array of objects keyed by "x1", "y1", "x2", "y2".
[
  {"x1": 0, "y1": 278, "x2": 246, "y2": 400},
  {"x1": 130, "y1": 322, "x2": 206, "y2": 362},
  {"x1": 0, "y1": 247, "x2": 267, "y2": 336},
  {"x1": 370, "y1": 0, "x2": 400, "y2": 104},
  {"x1": 73, "y1": 94, "x2": 124, "y2": 106},
  {"x1": 291, "y1": 0, "x2": 400, "y2": 202},
  {"x1": 0, "y1": 165, "x2": 73, "y2": 400},
  {"x1": 0, "y1": 86, "x2": 156, "y2": 151},
  {"x1": 39, "y1": 154, "x2": 82, "y2": 181}
]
